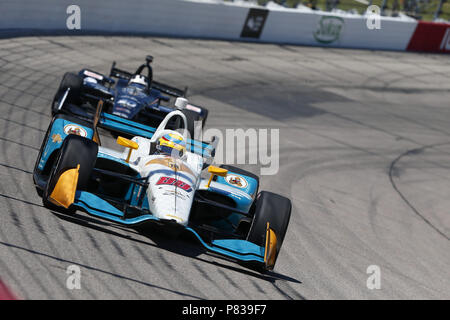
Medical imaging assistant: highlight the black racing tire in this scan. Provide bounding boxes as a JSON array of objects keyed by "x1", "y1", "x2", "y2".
[
  {"x1": 219, "y1": 165, "x2": 259, "y2": 195},
  {"x1": 200, "y1": 107, "x2": 209, "y2": 127},
  {"x1": 180, "y1": 109, "x2": 202, "y2": 140},
  {"x1": 34, "y1": 114, "x2": 94, "y2": 177},
  {"x1": 246, "y1": 191, "x2": 292, "y2": 268},
  {"x1": 51, "y1": 72, "x2": 83, "y2": 115},
  {"x1": 43, "y1": 135, "x2": 98, "y2": 212}
]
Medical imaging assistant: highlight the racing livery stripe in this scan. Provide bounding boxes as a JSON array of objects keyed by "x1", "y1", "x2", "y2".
[{"x1": 145, "y1": 158, "x2": 194, "y2": 176}]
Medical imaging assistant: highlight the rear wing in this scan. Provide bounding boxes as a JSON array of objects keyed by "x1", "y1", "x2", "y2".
[
  {"x1": 98, "y1": 112, "x2": 215, "y2": 159},
  {"x1": 109, "y1": 63, "x2": 133, "y2": 80},
  {"x1": 152, "y1": 80, "x2": 186, "y2": 98},
  {"x1": 109, "y1": 62, "x2": 187, "y2": 97}
]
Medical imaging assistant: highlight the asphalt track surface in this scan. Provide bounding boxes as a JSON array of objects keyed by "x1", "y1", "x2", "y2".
[{"x1": 0, "y1": 36, "x2": 449, "y2": 300}]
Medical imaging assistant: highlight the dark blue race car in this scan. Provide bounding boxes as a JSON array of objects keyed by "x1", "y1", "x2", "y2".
[{"x1": 51, "y1": 56, "x2": 208, "y2": 137}]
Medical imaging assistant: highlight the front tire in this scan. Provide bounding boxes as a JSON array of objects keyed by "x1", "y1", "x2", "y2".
[
  {"x1": 246, "y1": 191, "x2": 291, "y2": 269},
  {"x1": 43, "y1": 135, "x2": 98, "y2": 212}
]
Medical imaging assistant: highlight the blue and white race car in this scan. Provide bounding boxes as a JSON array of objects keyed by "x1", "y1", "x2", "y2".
[
  {"x1": 34, "y1": 99, "x2": 291, "y2": 272},
  {"x1": 51, "y1": 56, "x2": 208, "y2": 138}
]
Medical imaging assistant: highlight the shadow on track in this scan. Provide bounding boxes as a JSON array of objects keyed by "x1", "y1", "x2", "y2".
[
  {"x1": 0, "y1": 239, "x2": 203, "y2": 299},
  {"x1": 51, "y1": 209, "x2": 302, "y2": 286}
]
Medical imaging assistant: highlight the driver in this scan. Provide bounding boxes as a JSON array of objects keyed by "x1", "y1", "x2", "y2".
[
  {"x1": 156, "y1": 133, "x2": 187, "y2": 159},
  {"x1": 128, "y1": 74, "x2": 148, "y2": 90}
]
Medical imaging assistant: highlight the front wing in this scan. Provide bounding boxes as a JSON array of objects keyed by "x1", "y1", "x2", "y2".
[{"x1": 72, "y1": 190, "x2": 265, "y2": 265}]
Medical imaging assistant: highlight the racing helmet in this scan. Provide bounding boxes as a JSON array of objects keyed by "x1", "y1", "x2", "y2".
[
  {"x1": 129, "y1": 74, "x2": 148, "y2": 87},
  {"x1": 156, "y1": 133, "x2": 186, "y2": 158}
]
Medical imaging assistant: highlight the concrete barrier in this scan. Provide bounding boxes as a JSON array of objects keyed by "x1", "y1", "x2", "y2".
[
  {"x1": 260, "y1": 10, "x2": 417, "y2": 51},
  {"x1": 0, "y1": 0, "x2": 247, "y2": 39},
  {"x1": 0, "y1": 0, "x2": 447, "y2": 53}
]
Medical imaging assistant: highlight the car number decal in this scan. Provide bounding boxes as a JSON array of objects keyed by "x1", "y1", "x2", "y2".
[{"x1": 156, "y1": 176, "x2": 192, "y2": 192}]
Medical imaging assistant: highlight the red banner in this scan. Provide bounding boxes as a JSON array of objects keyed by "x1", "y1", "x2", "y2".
[{"x1": 407, "y1": 21, "x2": 450, "y2": 53}]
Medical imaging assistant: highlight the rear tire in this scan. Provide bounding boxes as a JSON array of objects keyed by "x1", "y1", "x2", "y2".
[
  {"x1": 51, "y1": 72, "x2": 83, "y2": 116},
  {"x1": 180, "y1": 109, "x2": 202, "y2": 140},
  {"x1": 43, "y1": 135, "x2": 98, "y2": 212},
  {"x1": 246, "y1": 191, "x2": 291, "y2": 269},
  {"x1": 200, "y1": 107, "x2": 208, "y2": 127}
]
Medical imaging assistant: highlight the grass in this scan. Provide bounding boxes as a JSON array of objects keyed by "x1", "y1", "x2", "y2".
[{"x1": 256, "y1": 0, "x2": 450, "y2": 21}]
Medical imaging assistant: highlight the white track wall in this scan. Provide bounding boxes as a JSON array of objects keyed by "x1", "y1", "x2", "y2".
[
  {"x1": 0, "y1": 0, "x2": 430, "y2": 52},
  {"x1": 261, "y1": 10, "x2": 417, "y2": 50},
  {"x1": 0, "y1": 0, "x2": 247, "y2": 39}
]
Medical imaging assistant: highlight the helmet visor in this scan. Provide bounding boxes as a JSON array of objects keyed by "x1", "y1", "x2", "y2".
[{"x1": 159, "y1": 145, "x2": 184, "y2": 158}]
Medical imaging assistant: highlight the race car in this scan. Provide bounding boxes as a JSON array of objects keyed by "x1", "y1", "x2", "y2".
[
  {"x1": 33, "y1": 99, "x2": 291, "y2": 272},
  {"x1": 51, "y1": 55, "x2": 208, "y2": 138}
]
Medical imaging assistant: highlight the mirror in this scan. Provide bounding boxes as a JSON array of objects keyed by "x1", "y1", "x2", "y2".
[
  {"x1": 117, "y1": 137, "x2": 139, "y2": 163},
  {"x1": 208, "y1": 166, "x2": 228, "y2": 177},
  {"x1": 117, "y1": 136, "x2": 138, "y2": 150}
]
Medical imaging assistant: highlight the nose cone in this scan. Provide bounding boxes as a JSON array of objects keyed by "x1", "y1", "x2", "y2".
[
  {"x1": 144, "y1": 157, "x2": 196, "y2": 226},
  {"x1": 151, "y1": 191, "x2": 190, "y2": 225}
]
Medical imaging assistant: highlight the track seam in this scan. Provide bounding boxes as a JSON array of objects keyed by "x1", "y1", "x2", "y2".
[{"x1": 388, "y1": 142, "x2": 450, "y2": 241}]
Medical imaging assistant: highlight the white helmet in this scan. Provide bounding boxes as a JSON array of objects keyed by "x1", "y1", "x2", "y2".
[{"x1": 129, "y1": 74, "x2": 148, "y2": 87}]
